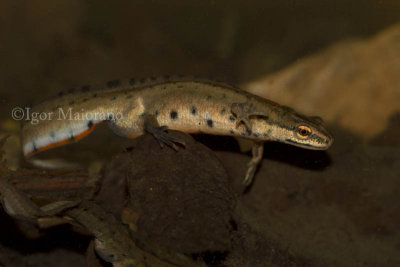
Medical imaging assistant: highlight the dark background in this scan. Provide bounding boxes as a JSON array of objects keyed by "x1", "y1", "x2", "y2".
[{"x1": 0, "y1": 1, "x2": 399, "y2": 266}]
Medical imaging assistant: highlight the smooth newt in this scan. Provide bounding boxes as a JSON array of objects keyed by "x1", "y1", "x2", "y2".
[
  {"x1": 0, "y1": 180, "x2": 179, "y2": 266},
  {"x1": 65, "y1": 201, "x2": 198, "y2": 267},
  {"x1": 21, "y1": 76, "x2": 333, "y2": 185},
  {"x1": 0, "y1": 178, "x2": 79, "y2": 226}
]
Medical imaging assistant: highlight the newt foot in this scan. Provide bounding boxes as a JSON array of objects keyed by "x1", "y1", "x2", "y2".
[{"x1": 143, "y1": 115, "x2": 186, "y2": 150}]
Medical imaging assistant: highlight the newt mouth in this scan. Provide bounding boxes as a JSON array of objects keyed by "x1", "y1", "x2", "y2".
[{"x1": 284, "y1": 138, "x2": 333, "y2": 150}]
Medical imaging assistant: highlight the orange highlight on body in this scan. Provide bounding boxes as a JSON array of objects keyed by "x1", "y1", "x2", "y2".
[
  {"x1": 128, "y1": 134, "x2": 139, "y2": 138},
  {"x1": 25, "y1": 122, "x2": 102, "y2": 157}
]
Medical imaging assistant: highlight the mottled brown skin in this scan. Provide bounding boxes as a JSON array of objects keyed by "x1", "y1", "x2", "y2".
[
  {"x1": 0, "y1": 178, "x2": 44, "y2": 221},
  {"x1": 65, "y1": 201, "x2": 147, "y2": 267},
  {"x1": 0, "y1": 178, "x2": 79, "y2": 227}
]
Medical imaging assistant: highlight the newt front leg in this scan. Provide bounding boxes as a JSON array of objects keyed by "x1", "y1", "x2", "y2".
[
  {"x1": 231, "y1": 103, "x2": 268, "y2": 186},
  {"x1": 243, "y1": 141, "x2": 264, "y2": 186},
  {"x1": 231, "y1": 102, "x2": 269, "y2": 134},
  {"x1": 143, "y1": 114, "x2": 186, "y2": 151}
]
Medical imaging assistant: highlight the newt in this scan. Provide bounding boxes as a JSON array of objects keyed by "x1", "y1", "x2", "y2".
[
  {"x1": 21, "y1": 76, "x2": 333, "y2": 186},
  {"x1": 65, "y1": 200, "x2": 148, "y2": 267},
  {"x1": 0, "y1": 177, "x2": 79, "y2": 227},
  {"x1": 65, "y1": 201, "x2": 198, "y2": 267},
  {"x1": 0, "y1": 177, "x2": 189, "y2": 266},
  {"x1": 0, "y1": 179, "x2": 198, "y2": 266}
]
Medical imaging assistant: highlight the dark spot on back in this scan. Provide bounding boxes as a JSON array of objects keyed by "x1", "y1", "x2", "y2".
[
  {"x1": 107, "y1": 80, "x2": 120, "y2": 88},
  {"x1": 170, "y1": 110, "x2": 178, "y2": 120},
  {"x1": 155, "y1": 110, "x2": 159, "y2": 116},
  {"x1": 110, "y1": 96, "x2": 117, "y2": 101},
  {"x1": 207, "y1": 119, "x2": 214, "y2": 127},
  {"x1": 252, "y1": 132, "x2": 259, "y2": 137},
  {"x1": 92, "y1": 93, "x2": 97, "y2": 97},
  {"x1": 229, "y1": 115, "x2": 236, "y2": 122},
  {"x1": 206, "y1": 95, "x2": 212, "y2": 100},
  {"x1": 139, "y1": 112, "x2": 145, "y2": 119},
  {"x1": 229, "y1": 129, "x2": 234, "y2": 134},
  {"x1": 81, "y1": 85, "x2": 90, "y2": 92},
  {"x1": 190, "y1": 106, "x2": 197, "y2": 115},
  {"x1": 87, "y1": 121, "x2": 93, "y2": 128},
  {"x1": 220, "y1": 107, "x2": 226, "y2": 115},
  {"x1": 129, "y1": 78, "x2": 135, "y2": 85},
  {"x1": 70, "y1": 135, "x2": 75, "y2": 141}
]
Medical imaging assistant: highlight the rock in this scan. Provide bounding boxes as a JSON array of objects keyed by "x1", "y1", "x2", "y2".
[
  {"x1": 244, "y1": 23, "x2": 400, "y2": 140},
  {"x1": 102, "y1": 131, "x2": 235, "y2": 254}
]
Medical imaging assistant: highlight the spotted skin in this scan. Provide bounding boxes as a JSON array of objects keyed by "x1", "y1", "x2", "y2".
[{"x1": 21, "y1": 76, "x2": 333, "y2": 185}]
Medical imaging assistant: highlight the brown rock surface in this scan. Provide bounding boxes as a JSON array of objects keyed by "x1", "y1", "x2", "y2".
[
  {"x1": 244, "y1": 23, "x2": 400, "y2": 140},
  {"x1": 121, "y1": 131, "x2": 235, "y2": 254},
  {"x1": 95, "y1": 131, "x2": 308, "y2": 266}
]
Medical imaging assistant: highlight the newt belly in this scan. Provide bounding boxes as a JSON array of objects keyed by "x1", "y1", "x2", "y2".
[{"x1": 20, "y1": 76, "x2": 333, "y2": 186}]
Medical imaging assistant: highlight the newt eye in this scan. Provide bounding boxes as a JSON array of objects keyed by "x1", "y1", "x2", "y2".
[{"x1": 295, "y1": 125, "x2": 312, "y2": 139}]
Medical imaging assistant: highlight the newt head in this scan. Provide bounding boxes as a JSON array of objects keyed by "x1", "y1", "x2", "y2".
[
  {"x1": 284, "y1": 119, "x2": 333, "y2": 150},
  {"x1": 250, "y1": 109, "x2": 334, "y2": 150}
]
